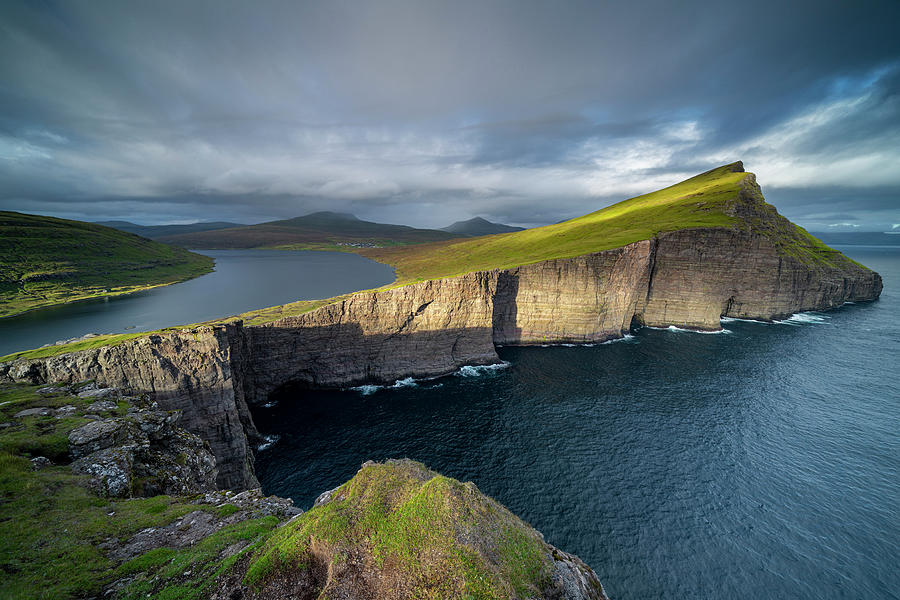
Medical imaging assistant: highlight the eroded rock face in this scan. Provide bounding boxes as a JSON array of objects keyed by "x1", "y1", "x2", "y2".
[
  {"x1": 69, "y1": 406, "x2": 217, "y2": 498},
  {"x1": 3, "y1": 329, "x2": 259, "y2": 491}
]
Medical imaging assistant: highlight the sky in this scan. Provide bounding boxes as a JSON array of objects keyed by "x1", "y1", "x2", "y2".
[{"x1": 1, "y1": 0, "x2": 899, "y2": 232}]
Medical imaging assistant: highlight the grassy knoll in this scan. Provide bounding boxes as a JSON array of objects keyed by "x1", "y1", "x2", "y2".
[
  {"x1": 0, "y1": 211, "x2": 214, "y2": 318},
  {"x1": 159, "y1": 211, "x2": 461, "y2": 249},
  {"x1": 242, "y1": 459, "x2": 561, "y2": 599}
]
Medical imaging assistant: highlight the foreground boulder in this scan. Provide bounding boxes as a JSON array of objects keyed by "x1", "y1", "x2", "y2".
[
  {"x1": 211, "y1": 459, "x2": 607, "y2": 600},
  {"x1": 69, "y1": 396, "x2": 217, "y2": 497}
]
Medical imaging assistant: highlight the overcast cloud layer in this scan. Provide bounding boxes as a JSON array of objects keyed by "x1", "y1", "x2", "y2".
[{"x1": 1, "y1": 0, "x2": 899, "y2": 230}]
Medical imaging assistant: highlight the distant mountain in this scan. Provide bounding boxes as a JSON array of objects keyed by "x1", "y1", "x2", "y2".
[
  {"x1": 96, "y1": 220, "x2": 245, "y2": 239},
  {"x1": 441, "y1": 217, "x2": 525, "y2": 236},
  {"x1": 159, "y1": 211, "x2": 462, "y2": 249},
  {"x1": 807, "y1": 231, "x2": 900, "y2": 246}
]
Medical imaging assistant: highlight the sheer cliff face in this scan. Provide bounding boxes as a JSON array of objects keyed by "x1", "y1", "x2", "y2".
[
  {"x1": 493, "y1": 241, "x2": 655, "y2": 344},
  {"x1": 0, "y1": 196, "x2": 882, "y2": 489},
  {"x1": 241, "y1": 271, "x2": 500, "y2": 398},
  {"x1": 636, "y1": 228, "x2": 882, "y2": 329},
  {"x1": 0, "y1": 329, "x2": 260, "y2": 491}
]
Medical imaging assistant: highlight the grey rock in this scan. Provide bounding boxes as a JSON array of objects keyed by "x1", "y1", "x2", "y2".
[
  {"x1": 37, "y1": 385, "x2": 68, "y2": 396},
  {"x1": 54, "y1": 405, "x2": 77, "y2": 418},
  {"x1": 68, "y1": 408, "x2": 217, "y2": 498},
  {"x1": 14, "y1": 407, "x2": 52, "y2": 418},
  {"x1": 30, "y1": 456, "x2": 52, "y2": 470},
  {"x1": 85, "y1": 400, "x2": 119, "y2": 413},
  {"x1": 108, "y1": 510, "x2": 220, "y2": 561},
  {"x1": 69, "y1": 419, "x2": 143, "y2": 460},
  {"x1": 72, "y1": 446, "x2": 135, "y2": 497},
  {"x1": 78, "y1": 387, "x2": 116, "y2": 399}
]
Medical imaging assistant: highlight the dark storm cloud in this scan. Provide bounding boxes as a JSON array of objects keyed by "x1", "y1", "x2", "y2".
[{"x1": 1, "y1": 0, "x2": 899, "y2": 229}]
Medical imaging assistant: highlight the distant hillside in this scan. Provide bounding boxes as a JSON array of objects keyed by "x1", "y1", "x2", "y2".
[
  {"x1": 0, "y1": 212, "x2": 213, "y2": 317},
  {"x1": 807, "y1": 231, "x2": 900, "y2": 246},
  {"x1": 441, "y1": 217, "x2": 525, "y2": 236},
  {"x1": 159, "y1": 211, "x2": 462, "y2": 249},
  {"x1": 95, "y1": 220, "x2": 245, "y2": 239}
]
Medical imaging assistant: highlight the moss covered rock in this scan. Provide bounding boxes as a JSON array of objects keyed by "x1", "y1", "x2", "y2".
[{"x1": 213, "y1": 459, "x2": 607, "y2": 600}]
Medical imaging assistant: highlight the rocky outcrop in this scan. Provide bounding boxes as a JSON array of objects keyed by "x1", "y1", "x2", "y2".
[
  {"x1": 0, "y1": 175, "x2": 882, "y2": 488},
  {"x1": 0, "y1": 330, "x2": 259, "y2": 490},
  {"x1": 209, "y1": 459, "x2": 608, "y2": 600},
  {"x1": 69, "y1": 403, "x2": 217, "y2": 498}
]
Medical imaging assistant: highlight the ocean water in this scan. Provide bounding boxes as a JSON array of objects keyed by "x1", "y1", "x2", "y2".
[
  {"x1": 255, "y1": 245, "x2": 899, "y2": 599},
  {"x1": 0, "y1": 249, "x2": 394, "y2": 356}
]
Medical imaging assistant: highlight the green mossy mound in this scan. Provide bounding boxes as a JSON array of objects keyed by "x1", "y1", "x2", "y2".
[{"x1": 229, "y1": 459, "x2": 605, "y2": 600}]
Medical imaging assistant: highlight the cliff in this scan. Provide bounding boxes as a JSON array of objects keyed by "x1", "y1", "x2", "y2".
[
  {"x1": 0, "y1": 163, "x2": 883, "y2": 489},
  {"x1": 0, "y1": 328, "x2": 259, "y2": 490}
]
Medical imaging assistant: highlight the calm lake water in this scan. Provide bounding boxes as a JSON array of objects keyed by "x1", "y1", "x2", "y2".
[
  {"x1": 255, "y1": 245, "x2": 899, "y2": 600},
  {"x1": 0, "y1": 249, "x2": 395, "y2": 356}
]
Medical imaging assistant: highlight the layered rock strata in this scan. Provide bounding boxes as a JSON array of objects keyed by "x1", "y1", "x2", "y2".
[{"x1": 0, "y1": 330, "x2": 259, "y2": 490}]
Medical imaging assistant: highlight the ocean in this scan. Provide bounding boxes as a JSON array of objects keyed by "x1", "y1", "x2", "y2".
[{"x1": 255, "y1": 245, "x2": 899, "y2": 600}]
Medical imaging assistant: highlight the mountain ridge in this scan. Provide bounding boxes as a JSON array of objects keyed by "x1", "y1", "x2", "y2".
[
  {"x1": 95, "y1": 220, "x2": 245, "y2": 239},
  {"x1": 158, "y1": 211, "x2": 461, "y2": 249},
  {"x1": 441, "y1": 216, "x2": 526, "y2": 236}
]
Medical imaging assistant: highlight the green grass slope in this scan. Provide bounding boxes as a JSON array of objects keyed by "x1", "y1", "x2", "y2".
[
  {"x1": 364, "y1": 162, "x2": 858, "y2": 284},
  {"x1": 0, "y1": 212, "x2": 213, "y2": 318},
  {"x1": 159, "y1": 211, "x2": 462, "y2": 250}
]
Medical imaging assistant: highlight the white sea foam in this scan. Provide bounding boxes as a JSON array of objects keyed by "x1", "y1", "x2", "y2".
[
  {"x1": 351, "y1": 384, "x2": 383, "y2": 396},
  {"x1": 648, "y1": 325, "x2": 732, "y2": 334},
  {"x1": 720, "y1": 316, "x2": 769, "y2": 324},
  {"x1": 261, "y1": 401, "x2": 278, "y2": 408},
  {"x1": 391, "y1": 377, "x2": 419, "y2": 389},
  {"x1": 601, "y1": 334, "x2": 636, "y2": 344},
  {"x1": 776, "y1": 312, "x2": 831, "y2": 325},
  {"x1": 456, "y1": 361, "x2": 511, "y2": 377},
  {"x1": 257, "y1": 434, "x2": 280, "y2": 451}
]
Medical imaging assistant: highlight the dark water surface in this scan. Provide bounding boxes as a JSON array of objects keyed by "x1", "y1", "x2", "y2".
[
  {"x1": 255, "y1": 246, "x2": 899, "y2": 600},
  {"x1": 0, "y1": 249, "x2": 394, "y2": 356}
]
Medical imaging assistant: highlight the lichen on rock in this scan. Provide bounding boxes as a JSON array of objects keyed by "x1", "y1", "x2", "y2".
[{"x1": 68, "y1": 393, "x2": 217, "y2": 498}]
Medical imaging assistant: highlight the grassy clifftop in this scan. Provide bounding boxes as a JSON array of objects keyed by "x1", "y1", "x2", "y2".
[
  {"x1": 363, "y1": 162, "x2": 758, "y2": 283},
  {"x1": 0, "y1": 212, "x2": 214, "y2": 318}
]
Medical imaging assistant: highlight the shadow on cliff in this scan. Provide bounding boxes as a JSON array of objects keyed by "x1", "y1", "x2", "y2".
[
  {"x1": 492, "y1": 271, "x2": 520, "y2": 344},
  {"x1": 239, "y1": 322, "x2": 500, "y2": 406}
]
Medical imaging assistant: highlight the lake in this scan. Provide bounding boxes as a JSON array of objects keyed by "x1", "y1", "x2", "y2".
[
  {"x1": 0, "y1": 249, "x2": 395, "y2": 356},
  {"x1": 254, "y1": 245, "x2": 899, "y2": 600}
]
